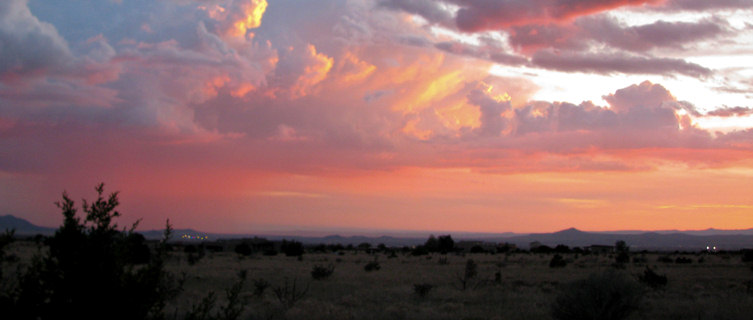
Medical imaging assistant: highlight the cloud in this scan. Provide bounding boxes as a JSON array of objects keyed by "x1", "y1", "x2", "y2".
[
  {"x1": 0, "y1": 0, "x2": 72, "y2": 81},
  {"x1": 377, "y1": 0, "x2": 455, "y2": 27},
  {"x1": 578, "y1": 16, "x2": 730, "y2": 52},
  {"x1": 706, "y1": 106, "x2": 753, "y2": 117},
  {"x1": 531, "y1": 50, "x2": 712, "y2": 77},
  {"x1": 201, "y1": 0, "x2": 268, "y2": 39},
  {"x1": 657, "y1": 0, "x2": 753, "y2": 11},
  {"x1": 452, "y1": 0, "x2": 661, "y2": 32}
]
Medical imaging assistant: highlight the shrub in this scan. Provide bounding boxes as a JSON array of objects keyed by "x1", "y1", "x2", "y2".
[
  {"x1": 742, "y1": 249, "x2": 753, "y2": 263},
  {"x1": 311, "y1": 264, "x2": 335, "y2": 280},
  {"x1": 183, "y1": 270, "x2": 248, "y2": 320},
  {"x1": 549, "y1": 254, "x2": 567, "y2": 268},
  {"x1": 456, "y1": 259, "x2": 479, "y2": 290},
  {"x1": 2, "y1": 183, "x2": 181, "y2": 320},
  {"x1": 281, "y1": 240, "x2": 304, "y2": 257},
  {"x1": 675, "y1": 257, "x2": 693, "y2": 264},
  {"x1": 470, "y1": 245, "x2": 485, "y2": 253},
  {"x1": 234, "y1": 242, "x2": 252, "y2": 256},
  {"x1": 364, "y1": 261, "x2": 381, "y2": 272},
  {"x1": 411, "y1": 246, "x2": 429, "y2": 256},
  {"x1": 551, "y1": 270, "x2": 643, "y2": 320},
  {"x1": 638, "y1": 267, "x2": 667, "y2": 290},
  {"x1": 273, "y1": 278, "x2": 309, "y2": 309},
  {"x1": 413, "y1": 283, "x2": 433, "y2": 298},
  {"x1": 253, "y1": 278, "x2": 270, "y2": 296}
]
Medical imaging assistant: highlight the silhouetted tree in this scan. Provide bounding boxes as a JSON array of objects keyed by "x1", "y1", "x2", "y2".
[
  {"x1": 235, "y1": 242, "x2": 253, "y2": 256},
  {"x1": 281, "y1": 239, "x2": 304, "y2": 257},
  {"x1": 4, "y1": 183, "x2": 180, "y2": 320},
  {"x1": 437, "y1": 235, "x2": 455, "y2": 253},
  {"x1": 424, "y1": 235, "x2": 439, "y2": 252},
  {"x1": 615, "y1": 240, "x2": 630, "y2": 264},
  {"x1": 550, "y1": 254, "x2": 567, "y2": 268}
]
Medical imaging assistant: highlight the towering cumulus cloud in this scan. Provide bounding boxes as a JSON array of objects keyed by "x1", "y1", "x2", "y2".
[{"x1": 0, "y1": 0, "x2": 751, "y2": 233}]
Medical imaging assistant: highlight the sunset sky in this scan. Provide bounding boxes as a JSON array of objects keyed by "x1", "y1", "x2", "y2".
[{"x1": 1, "y1": 0, "x2": 752, "y2": 235}]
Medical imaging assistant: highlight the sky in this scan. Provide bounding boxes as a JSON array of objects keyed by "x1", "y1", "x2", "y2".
[{"x1": 1, "y1": 0, "x2": 752, "y2": 235}]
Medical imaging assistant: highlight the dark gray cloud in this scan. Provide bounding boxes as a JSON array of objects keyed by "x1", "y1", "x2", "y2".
[
  {"x1": 579, "y1": 16, "x2": 730, "y2": 52},
  {"x1": 377, "y1": 0, "x2": 454, "y2": 27},
  {"x1": 706, "y1": 106, "x2": 753, "y2": 117},
  {"x1": 658, "y1": 0, "x2": 753, "y2": 11},
  {"x1": 532, "y1": 50, "x2": 712, "y2": 77},
  {"x1": 0, "y1": 0, "x2": 72, "y2": 80}
]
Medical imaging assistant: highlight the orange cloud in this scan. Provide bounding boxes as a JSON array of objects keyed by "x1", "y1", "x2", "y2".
[
  {"x1": 202, "y1": 0, "x2": 268, "y2": 39},
  {"x1": 230, "y1": 0, "x2": 267, "y2": 37},
  {"x1": 337, "y1": 51, "x2": 376, "y2": 84},
  {"x1": 289, "y1": 44, "x2": 333, "y2": 98},
  {"x1": 230, "y1": 82, "x2": 255, "y2": 98}
]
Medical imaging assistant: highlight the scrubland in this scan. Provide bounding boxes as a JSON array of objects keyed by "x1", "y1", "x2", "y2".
[{"x1": 4, "y1": 240, "x2": 753, "y2": 320}]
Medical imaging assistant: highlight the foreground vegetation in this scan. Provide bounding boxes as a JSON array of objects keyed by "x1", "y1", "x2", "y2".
[{"x1": 1, "y1": 185, "x2": 752, "y2": 319}]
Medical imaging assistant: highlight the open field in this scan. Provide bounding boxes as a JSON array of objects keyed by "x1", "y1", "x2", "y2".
[{"x1": 6, "y1": 240, "x2": 752, "y2": 320}]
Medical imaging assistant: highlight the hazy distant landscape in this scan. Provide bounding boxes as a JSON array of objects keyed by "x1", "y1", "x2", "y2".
[{"x1": 4, "y1": 214, "x2": 753, "y2": 251}]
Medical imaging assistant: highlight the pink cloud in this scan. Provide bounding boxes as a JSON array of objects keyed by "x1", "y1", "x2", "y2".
[{"x1": 452, "y1": 0, "x2": 662, "y2": 32}]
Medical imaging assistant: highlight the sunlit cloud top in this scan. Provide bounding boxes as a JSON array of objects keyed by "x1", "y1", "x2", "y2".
[{"x1": 1, "y1": 0, "x2": 751, "y2": 233}]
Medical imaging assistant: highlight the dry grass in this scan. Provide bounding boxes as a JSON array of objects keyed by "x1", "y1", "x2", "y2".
[{"x1": 5, "y1": 242, "x2": 753, "y2": 319}]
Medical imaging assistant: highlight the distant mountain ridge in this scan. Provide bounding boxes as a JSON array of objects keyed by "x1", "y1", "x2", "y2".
[{"x1": 2, "y1": 215, "x2": 752, "y2": 250}]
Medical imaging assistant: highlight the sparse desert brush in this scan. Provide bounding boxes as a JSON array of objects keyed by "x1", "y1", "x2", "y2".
[
  {"x1": 639, "y1": 266, "x2": 667, "y2": 290},
  {"x1": 253, "y1": 278, "x2": 270, "y2": 296},
  {"x1": 364, "y1": 261, "x2": 381, "y2": 271},
  {"x1": 455, "y1": 259, "x2": 479, "y2": 290},
  {"x1": 311, "y1": 264, "x2": 335, "y2": 280},
  {"x1": 273, "y1": 278, "x2": 309, "y2": 309},
  {"x1": 413, "y1": 283, "x2": 433, "y2": 298},
  {"x1": 551, "y1": 270, "x2": 643, "y2": 320},
  {"x1": 549, "y1": 254, "x2": 567, "y2": 268}
]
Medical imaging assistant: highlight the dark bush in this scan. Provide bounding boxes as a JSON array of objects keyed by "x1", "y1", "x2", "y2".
[
  {"x1": 2, "y1": 183, "x2": 181, "y2": 320},
  {"x1": 273, "y1": 278, "x2": 309, "y2": 309},
  {"x1": 456, "y1": 259, "x2": 479, "y2": 290},
  {"x1": 253, "y1": 278, "x2": 270, "y2": 296},
  {"x1": 234, "y1": 242, "x2": 252, "y2": 256},
  {"x1": 675, "y1": 257, "x2": 692, "y2": 264},
  {"x1": 615, "y1": 241, "x2": 629, "y2": 264},
  {"x1": 742, "y1": 249, "x2": 753, "y2": 263},
  {"x1": 531, "y1": 245, "x2": 553, "y2": 254},
  {"x1": 183, "y1": 270, "x2": 247, "y2": 320},
  {"x1": 411, "y1": 246, "x2": 429, "y2": 256},
  {"x1": 364, "y1": 261, "x2": 381, "y2": 272},
  {"x1": 281, "y1": 240, "x2": 304, "y2": 257},
  {"x1": 657, "y1": 256, "x2": 673, "y2": 263},
  {"x1": 549, "y1": 254, "x2": 567, "y2": 268},
  {"x1": 437, "y1": 235, "x2": 454, "y2": 253},
  {"x1": 413, "y1": 283, "x2": 433, "y2": 298},
  {"x1": 638, "y1": 267, "x2": 667, "y2": 290},
  {"x1": 551, "y1": 270, "x2": 643, "y2": 320},
  {"x1": 311, "y1": 264, "x2": 335, "y2": 280},
  {"x1": 470, "y1": 245, "x2": 485, "y2": 253},
  {"x1": 122, "y1": 232, "x2": 151, "y2": 264}
]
